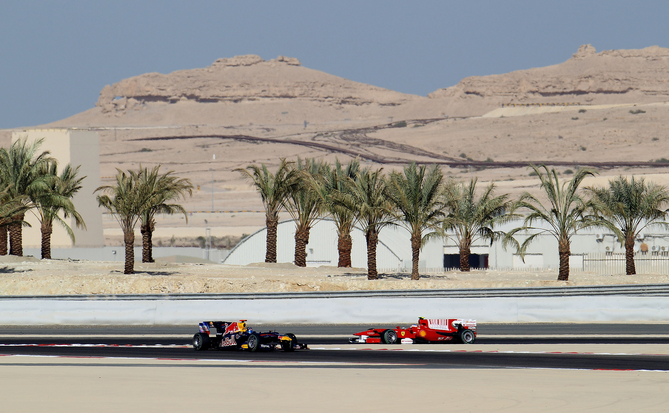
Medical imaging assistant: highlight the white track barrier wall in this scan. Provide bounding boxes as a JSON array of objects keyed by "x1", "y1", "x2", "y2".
[{"x1": 1, "y1": 296, "x2": 669, "y2": 325}]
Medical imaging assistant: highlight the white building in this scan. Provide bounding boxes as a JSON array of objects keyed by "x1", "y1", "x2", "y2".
[
  {"x1": 224, "y1": 216, "x2": 669, "y2": 274},
  {"x1": 223, "y1": 218, "x2": 445, "y2": 271},
  {"x1": 11, "y1": 129, "x2": 103, "y2": 248}
]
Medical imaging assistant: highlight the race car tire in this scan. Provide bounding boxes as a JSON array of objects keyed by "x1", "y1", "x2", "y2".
[
  {"x1": 458, "y1": 329, "x2": 476, "y2": 344},
  {"x1": 381, "y1": 329, "x2": 398, "y2": 344},
  {"x1": 193, "y1": 333, "x2": 210, "y2": 351},
  {"x1": 247, "y1": 333, "x2": 261, "y2": 352},
  {"x1": 281, "y1": 333, "x2": 297, "y2": 352}
]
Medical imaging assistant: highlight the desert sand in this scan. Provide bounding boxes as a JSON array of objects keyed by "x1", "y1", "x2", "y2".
[
  {"x1": 2, "y1": 355, "x2": 668, "y2": 413},
  {"x1": 0, "y1": 254, "x2": 667, "y2": 296}
]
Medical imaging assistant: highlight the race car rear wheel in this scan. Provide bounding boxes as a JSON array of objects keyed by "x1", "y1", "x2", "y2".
[
  {"x1": 381, "y1": 329, "x2": 398, "y2": 344},
  {"x1": 247, "y1": 333, "x2": 261, "y2": 352},
  {"x1": 281, "y1": 333, "x2": 297, "y2": 352},
  {"x1": 193, "y1": 333, "x2": 210, "y2": 351},
  {"x1": 459, "y1": 329, "x2": 476, "y2": 344}
]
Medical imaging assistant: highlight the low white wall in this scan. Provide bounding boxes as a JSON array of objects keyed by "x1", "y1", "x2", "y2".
[{"x1": 1, "y1": 295, "x2": 668, "y2": 325}]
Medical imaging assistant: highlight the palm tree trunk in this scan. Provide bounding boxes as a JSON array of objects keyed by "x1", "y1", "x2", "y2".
[
  {"x1": 294, "y1": 226, "x2": 310, "y2": 267},
  {"x1": 411, "y1": 232, "x2": 421, "y2": 280},
  {"x1": 141, "y1": 222, "x2": 155, "y2": 263},
  {"x1": 0, "y1": 225, "x2": 7, "y2": 255},
  {"x1": 124, "y1": 230, "x2": 135, "y2": 274},
  {"x1": 41, "y1": 221, "x2": 53, "y2": 259},
  {"x1": 459, "y1": 237, "x2": 472, "y2": 272},
  {"x1": 557, "y1": 238, "x2": 571, "y2": 281},
  {"x1": 147, "y1": 221, "x2": 155, "y2": 263},
  {"x1": 337, "y1": 231, "x2": 352, "y2": 267},
  {"x1": 366, "y1": 228, "x2": 379, "y2": 280},
  {"x1": 265, "y1": 217, "x2": 279, "y2": 263},
  {"x1": 9, "y1": 214, "x2": 23, "y2": 257},
  {"x1": 625, "y1": 234, "x2": 636, "y2": 275}
]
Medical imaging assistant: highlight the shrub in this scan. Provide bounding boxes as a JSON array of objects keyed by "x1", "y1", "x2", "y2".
[
  {"x1": 391, "y1": 120, "x2": 407, "y2": 128},
  {"x1": 580, "y1": 146, "x2": 587, "y2": 151},
  {"x1": 630, "y1": 109, "x2": 646, "y2": 114},
  {"x1": 571, "y1": 117, "x2": 579, "y2": 120},
  {"x1": 195, "y1": 236, "x2": 206, "y2": 248},
  {"x1": 578, "y1": 109, "x2": 587, "y2": 113},
  {"x1": 652, "y1": 137, "x2": 660, "y2": 141},
  {"x1": 564, "y1": 169, "x2": 574, "y2": 175}
]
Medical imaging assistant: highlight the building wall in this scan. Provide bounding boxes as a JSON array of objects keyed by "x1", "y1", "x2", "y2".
[
  {"x1": 21, "y1": 246, "x2": 229, "y2": 263},
  {"x1": 485, "y1": 221, "x2": 669, "y2": 270},
  {"x1": 11, "y1": 129, "x2": 103, "y2": 248},
  {"x1": 223, "y1": 219, "x2": 445, "y2": 270}
]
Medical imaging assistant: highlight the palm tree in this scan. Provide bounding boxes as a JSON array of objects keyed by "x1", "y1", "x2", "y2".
[
  {"x1": 586, "y1": 176, "x2": 669, "y2": 275},
  {"x1": 338, "y1": 167, "x2": 393, "y2": 280},
  {"x1": 284, "y1": 158, "x2": 326, "y2": 267},
  {"x1": 0, "y1": 190, "x2": 31, "y2": 253},
  {"x1": 32, "y1": 162, "x2": 87, "y2": 259},
  {"x1": 137, "y1": 166, "x2": 193, "y2": 263},
  {"x1": 236, "y1": 159, "x2": 296, "y2": 263},
  {"x1": 508, "y1": 165, "x2": 599, "y2": 281},
  {"x1": 442, "y1": 178, "x2": 519, "y2": 272},
  {"x1": 95, "y1": 169, "x2": 152, "y2": 274},
  {"x1": 386, "y1": 163, "x2": 444, "y2": 280},
  {"x1": 0, "y1": 138, "x2": 54, "y2": 256},
  {"x1": 307, "y1": 159, "x2": 360, "y2": 267}
]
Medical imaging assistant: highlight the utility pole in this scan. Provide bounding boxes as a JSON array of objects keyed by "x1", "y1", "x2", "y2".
[{"x1": 211, "y1": 154, "x2": 216, "y2": 213}]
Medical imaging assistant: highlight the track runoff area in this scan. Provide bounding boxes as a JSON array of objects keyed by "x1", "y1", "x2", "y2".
[{"x1": 2, "y1": 323, "x2": 669, "y2": 371}]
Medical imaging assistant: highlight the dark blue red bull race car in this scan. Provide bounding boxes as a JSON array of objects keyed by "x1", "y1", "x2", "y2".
[{"x1": 192, "y1": 320, "x2": 307, "y2": 352}]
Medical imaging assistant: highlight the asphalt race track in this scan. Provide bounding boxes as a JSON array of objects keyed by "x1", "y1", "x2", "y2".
[{"x1": 2, "y1": 323, "x2": 669, "y2": 371}]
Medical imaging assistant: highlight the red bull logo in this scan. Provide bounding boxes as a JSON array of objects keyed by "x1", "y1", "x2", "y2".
[
  {"x1": 224, "y1": 322, "x2": 240, "y2": 335},
  {"x1": 223, "y1": 320, "x2": 248, "y2": 336}
]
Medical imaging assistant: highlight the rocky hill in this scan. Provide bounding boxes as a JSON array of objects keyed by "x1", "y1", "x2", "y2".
[
  {"x1": 92, "y1": 54, "x2": 426, "y2": 123},
  {"x1": 430, "y1": 44, "x2": 669, "y2": 106}
]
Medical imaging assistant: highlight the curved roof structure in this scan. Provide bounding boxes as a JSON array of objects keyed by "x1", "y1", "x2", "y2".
[{"x1": 223, "y1": 218, "x2": 445, "y2": 270}]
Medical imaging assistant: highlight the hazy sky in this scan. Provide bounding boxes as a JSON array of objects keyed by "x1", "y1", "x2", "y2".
[{"x1": 2, "y1": 1, "x2": 668, "y2": 128}]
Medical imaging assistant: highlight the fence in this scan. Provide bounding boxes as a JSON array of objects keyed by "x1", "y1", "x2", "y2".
[
  {"x1": 581, "y1": 252, "x2": 669, "y2": 275},
  {"x1": 377, "y1": 267, "x2": 447, "y2": 275},
  {"x1": 380, "y1": 252, "x2": 669, "y2": 276}
]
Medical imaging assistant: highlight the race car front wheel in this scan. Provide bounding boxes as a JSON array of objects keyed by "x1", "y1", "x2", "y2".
[
  {"x1": 459, "y1": 329, "x2": 476, "y2": 344},
  {"x1": 381, "y1": 329, "x2": 398, "y2": 344},
  {"x1": 247, "y1": 333, "x2": 261, "y2": 352},
  {"x1": 193, "y1": 333, "x2": 210, "y2": 351}
]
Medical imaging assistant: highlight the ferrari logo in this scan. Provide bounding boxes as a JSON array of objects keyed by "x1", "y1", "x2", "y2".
[{"x1": 401, "y1": 331, "x2": 405, "y2": 337}]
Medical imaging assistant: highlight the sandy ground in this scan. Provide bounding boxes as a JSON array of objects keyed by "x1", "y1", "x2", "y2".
[
  {"x1": 1, "y1": 355, "x2": 668, "y2": 412},
  {"x1": 1, "y1": 255, "x2": 668, "y2": 295}
]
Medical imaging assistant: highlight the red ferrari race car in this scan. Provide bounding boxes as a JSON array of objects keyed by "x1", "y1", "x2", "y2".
[
  {"x1": 350, "y1": 317, "x2": 477, "y2": 344},
  {"x1": 192, "y1": 320, "x2": 308, "y2": 352}
]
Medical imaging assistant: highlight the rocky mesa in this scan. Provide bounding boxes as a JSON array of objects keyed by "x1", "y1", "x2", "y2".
[
  {"x1": 96, "y1": 54, "x2": 421, "y2": 116},
  {"x1": 430, "y1": 45, "x2": 669, "y2": 106}
]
